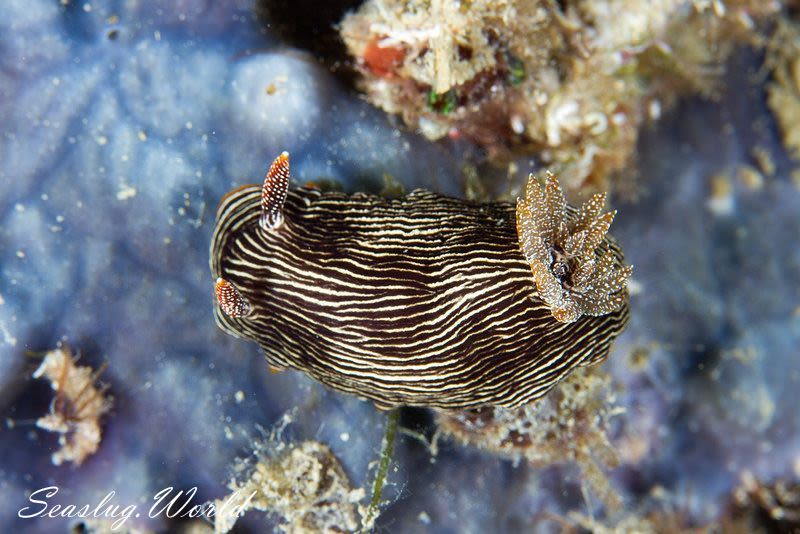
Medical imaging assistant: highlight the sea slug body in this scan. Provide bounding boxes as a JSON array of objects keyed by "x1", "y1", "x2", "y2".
[{"x1": 210, "y1": 153, "x2": 631, "y2": 410}]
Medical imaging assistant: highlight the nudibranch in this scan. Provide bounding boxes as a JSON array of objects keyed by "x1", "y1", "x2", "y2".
[{"x1": 211, "y1": 153, "x2": 631, "y2": 410}]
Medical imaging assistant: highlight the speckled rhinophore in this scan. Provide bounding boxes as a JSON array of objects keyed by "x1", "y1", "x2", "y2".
[{"x1": 210, "y1": 153, "x2": 630, "y2": 410}]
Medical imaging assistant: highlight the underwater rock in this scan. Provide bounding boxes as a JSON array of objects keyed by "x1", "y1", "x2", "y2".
[{"x1": 341, "y1": 0, "x2": 781, "y2": 193}]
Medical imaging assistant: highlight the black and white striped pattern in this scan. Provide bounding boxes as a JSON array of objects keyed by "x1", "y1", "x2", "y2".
[{"x1": 210, "y1": 186, "x2": 629, "y2": 410}]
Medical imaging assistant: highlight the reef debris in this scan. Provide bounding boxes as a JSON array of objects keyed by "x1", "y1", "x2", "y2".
[
  {"x1": 341, "y1": 0, "x2": 781, "y2": 193},
  {"x1": 766, "y1": 18, "x2": 800, "y2": 163},
  {"x1": 564, "y1": 508, "x2": 698, "y2": 534},
  {"x1": 725, "y1": 472, "x2": 800, "y2": 532},
  {"x1": 436, "y1": 366, "x2": 623, "y2": 509},
  {"x1": 213, "y1": 440, "x2": 366, "y2": 533},
  {"x1": 559, "y1": 471, "x2": 800, "y2": 533},
  {"x1": 32, "y1": 346, "x2": 112, "y2": 466}
]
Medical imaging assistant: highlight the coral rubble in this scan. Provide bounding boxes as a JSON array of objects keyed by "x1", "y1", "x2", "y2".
[
  {"x1": 214, "y1": 440, "x2": 366, "y2": 533},
  {"x1": 766, "y1": 18, "x2": 800, "y2": 163},
  {"x1": 725, "y1": 472, "x2": 800, "y2": 532},
  {"x1": 566, "y1": 508, "x2": 699, "y2": 534},
  {"x1": 32, "y1": 347, "x2": 112, "y2": 466},
  {"x1": 562, "y1": 473, "x2": 800, "y2": 533},
  {"x1": 436, "y1": 366, "x2": 622, "y2": 509},
  {"x1": 341, "y1": 0, "x2": 781, "y2": 193}
]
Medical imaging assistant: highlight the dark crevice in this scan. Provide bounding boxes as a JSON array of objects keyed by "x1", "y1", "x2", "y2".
[{"x1": 254, "y1": 0, "x2": 364, "y2": 85}]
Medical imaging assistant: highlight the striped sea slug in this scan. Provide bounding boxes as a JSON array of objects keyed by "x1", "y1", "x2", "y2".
[{"x1": 210, "y1": 153, "x2": 631, "y2": 410}]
